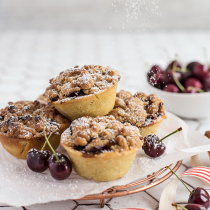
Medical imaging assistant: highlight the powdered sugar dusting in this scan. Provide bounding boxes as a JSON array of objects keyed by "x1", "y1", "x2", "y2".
[
  {"x1": 111, "y1": 0, "x2": 161, "y2": 32},
  {"x1": 109, "y1": 90, "x2": 165, "y2": 128},
  {"x1": 61, "y1": 115, "x2": 142, "y2": 152},
  {"x1": 44, "y1": 65, "x2": 121, "y2": 102},
  {"x1": 0, "y1": 100, "x2": 69, "y2": 139}
]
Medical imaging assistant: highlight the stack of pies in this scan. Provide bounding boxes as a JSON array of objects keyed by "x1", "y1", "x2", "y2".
[{"x1": 0, "y1": 65, "x2": 166, "y2": 181}]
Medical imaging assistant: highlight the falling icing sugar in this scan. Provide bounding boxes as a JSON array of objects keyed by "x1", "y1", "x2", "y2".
[{"x1": 111, "y1": 0, "x2": 161, "y2": 32}]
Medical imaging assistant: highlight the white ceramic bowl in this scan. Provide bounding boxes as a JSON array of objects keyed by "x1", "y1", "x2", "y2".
[{"x1": 148, "y1": 84, "x2": 210, "y2": 119}]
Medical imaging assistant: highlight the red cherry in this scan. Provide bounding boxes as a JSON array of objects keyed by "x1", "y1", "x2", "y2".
[
  {"x1": 170, "y1": 175, "x2": 210, "y2": 209},
  {"x1": 167, "y1": 60, "x2": 182, "y2": 71},
  {"x1": 188, "y1": 187, "x2": 210, "y2": 209},
  {"x1": 41, "y1": 126, "x2": 72, "y2": 180},
  {"x1": 181, "y1": 71, "x2": 193, "y2": 83},
  {"x1": 193, "y1": 63, "x2": 208, "y2": 80},
  {"x1": 148, "y1": 65, "x2": 163, "y2": 77},
  {"x1": 48, "y1": 153, "x2": 72, "y2": 180},
  {"x1": 203, "y1": 71, "x2": 210, "y2": 79},
  {"x1": 173, "y1": 203, "x2": 206, "y2": 210},
  {"x1": 187, "y1": 62, "x2": 200, "y2": 72},
  {"x1": 162, "y1": 70, "x2": 182, "y2": 85},
  {"x1": 27, "y1": 149, "x2": 51, "y2": 173},
  {"x1": 184, "y1": 78, "x2": 202, "y2": 89},
  {"x1": 142, "y1": 134, "x2": 166, "y2": 158},
  {"x1": 149, "y1": 73, "x2": 163, "y2": 87},
  {"x1": 202, "y1": 71, "x2": 210, "y2": 92},
  {"x1": 143, "y1": 128, "x2": 182, "y2": 158},
  {"x1": 185, "y1": 203, "x2": 207, "y2": 210},
  {"x1": 163, "y1": 84, "x2": 180, "y2": 93}
]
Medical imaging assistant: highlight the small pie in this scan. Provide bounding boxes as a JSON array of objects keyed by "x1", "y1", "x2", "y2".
[
  {"x1": 0, "y1": 100, "x2": 70, "y2": 159},
  {"x1": 44, "y1": 65, "x2": 121, "y2": 121},
  {"x1": 61, "y1": 115, "x2": 143, "y2": 182},
  {"x1": 108, "y1": 90, "x2": 166, "y2": 137}
]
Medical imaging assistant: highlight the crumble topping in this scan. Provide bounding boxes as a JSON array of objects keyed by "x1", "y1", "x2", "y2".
[
  {"x1": 61, "y1": 115, "x2": 143, "y2": 153},
  {"x1": 44, "y1": 65, "x2": 121, "y2": 102},
  {"x1": 0, "y1": 100, "x2": 70, "y2": 139},
  {"x1": 108, "y1": 90, "x2": 165, "y2": 128}
]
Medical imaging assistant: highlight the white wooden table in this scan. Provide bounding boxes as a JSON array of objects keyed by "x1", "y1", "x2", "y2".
[{"x1": 0, "y1": 30, "x2": 210, "y2": 210}]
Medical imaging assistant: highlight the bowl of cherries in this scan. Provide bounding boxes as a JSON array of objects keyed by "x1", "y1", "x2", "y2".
[{"x1": 147, "y1": 60, "x2": 210, "y2": 119}]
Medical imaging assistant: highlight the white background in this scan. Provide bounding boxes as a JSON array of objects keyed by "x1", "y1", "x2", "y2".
[{"x1": 0, "y1": 1, "x2": 210, "y2": 209}]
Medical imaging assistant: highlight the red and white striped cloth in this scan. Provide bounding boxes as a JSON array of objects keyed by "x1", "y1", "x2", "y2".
[{"x1": 181, "y1": 166, "x2": 210, "y2": 183}]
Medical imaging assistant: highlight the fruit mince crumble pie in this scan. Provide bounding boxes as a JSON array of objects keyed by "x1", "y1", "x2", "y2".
[
  {"x1": 108, "y1": 90, "x2": 166, "y2": 137},
  {"x1": 0, "y1": 100, "x2": 70, "y2": 159},
  {"x1": 61, "y1": 115, "x2": 143, "y2": 182},
  {"x1": 44, "y1": 65, "x2": 121, "y2": 121},
  {"x1": 44, "y1": 65, "x2": 120, "y2": 102}
]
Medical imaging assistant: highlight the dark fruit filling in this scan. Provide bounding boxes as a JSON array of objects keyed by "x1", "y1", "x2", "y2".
[
  {"x1": 69, "y1": 90, "x2": 85, "y2": 98},
  {"x1": 50, "y1": 95, "x2": 59, "y2": 102},
  {"x1": 73, "y1": 139, "x2": 116, "y2": 155}
]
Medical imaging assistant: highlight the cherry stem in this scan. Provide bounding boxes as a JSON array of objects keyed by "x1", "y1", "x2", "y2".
[
  {"x1": 43, "y1": 126, "x2": 60, "y2": 162},
  {"x1": 172, "y1": 203, "x2": 188, "y2": 210},
  {"x1": 187, "y1": 86, "x2": 204, "y2": 93},
  {"x1": 41, "y1": 130, "x2": 57, "y2": 151},
  {"x1": 172, "y1": 72, "x2": 185, "y2": 92},
  {"x1": 158, "y1": 127, "x2": 182, "y2": 143},
  {"x1": 167, "y1": 166, "x2": 192, "y2": 194},
  {"x1": 172, "y1": 60, "x2": 181, "y2": 72},
  {"x1": 172, "y1": 60, "x2": 177, "y2": 71},
  {"x1": 185, "y1": 67, "x2": 191, "y2": 72}
]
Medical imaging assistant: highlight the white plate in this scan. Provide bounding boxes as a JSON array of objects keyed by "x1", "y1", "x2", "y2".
[{"x1": 0, "y1": 111, "x2": 210, "y2": 207}]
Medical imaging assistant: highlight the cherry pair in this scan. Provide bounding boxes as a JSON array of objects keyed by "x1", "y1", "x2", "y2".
[
  {"x1": 169, "y1": 167, "x2": 210, "y2": 210},
  {"x1": 27, "y1": 126, "x2": 72, "y2": 180}
]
